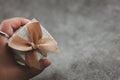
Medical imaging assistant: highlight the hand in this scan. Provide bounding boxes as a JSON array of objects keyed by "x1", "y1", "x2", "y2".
[{"x1": 0, "y1": 17, "x2": 51, "y2": 80}]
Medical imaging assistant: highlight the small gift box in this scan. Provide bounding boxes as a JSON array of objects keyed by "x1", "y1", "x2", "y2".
[{"x1": 8, "y1": 19, "x2": 59, "y2": 69}]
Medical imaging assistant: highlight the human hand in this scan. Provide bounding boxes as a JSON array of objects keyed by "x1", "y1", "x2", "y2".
[{"x1": 0, "y1": 17, "x2": 51, "y2": 80}]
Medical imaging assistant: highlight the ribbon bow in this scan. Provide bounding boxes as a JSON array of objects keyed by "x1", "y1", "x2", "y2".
[{"x1": 8, "y1": 22, "x2": 58, "y2": 69}]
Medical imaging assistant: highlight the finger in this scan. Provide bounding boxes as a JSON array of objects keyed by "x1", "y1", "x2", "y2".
[
  {"x1": 0, "y1": 17, "x2": 30, "y2": 36},
  {"x1": 9, "y1": 17, "x2": 30, "y2": 31},
  {"x1": 22, "y1": 59, "x2": 51, "y2": 79}
]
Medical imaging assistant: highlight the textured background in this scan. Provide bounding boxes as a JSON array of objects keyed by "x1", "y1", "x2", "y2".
[{"x1": 1, "y1": 0, "x2": 120, "y2": 80}]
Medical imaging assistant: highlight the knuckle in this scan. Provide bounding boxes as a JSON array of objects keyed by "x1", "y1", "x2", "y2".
[{"x1": 1, "y1": 20, "x2": 8, "y2": 26}]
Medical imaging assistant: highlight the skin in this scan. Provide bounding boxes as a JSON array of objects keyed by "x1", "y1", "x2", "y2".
[{"x1": 0, "y1": 17, "x2": 51, "y2": 80}]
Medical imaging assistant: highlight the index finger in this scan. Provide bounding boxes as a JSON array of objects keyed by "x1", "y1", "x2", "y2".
[
  {"x1": 0, "y1": 17, "x2": 30, "y2": 35},
  {"x1": 8, "y1": 17, "x2": 30, "y2": 31}
]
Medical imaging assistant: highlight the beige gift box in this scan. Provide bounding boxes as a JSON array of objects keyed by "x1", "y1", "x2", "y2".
[{"x1": 8, "y1": 19, "x2": 58, "y2": 69}]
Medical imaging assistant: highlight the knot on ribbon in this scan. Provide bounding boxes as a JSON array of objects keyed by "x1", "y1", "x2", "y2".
[{"x1": 30, "y1": 42, "x2": 37, "y2": 50}]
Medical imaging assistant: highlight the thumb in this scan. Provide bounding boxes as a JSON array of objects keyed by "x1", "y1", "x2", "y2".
[{"x1": 21, "y1": 59, "x2": 51, "y2": 79}]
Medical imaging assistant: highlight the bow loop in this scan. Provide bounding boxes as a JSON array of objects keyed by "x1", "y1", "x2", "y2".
[
  {"x1": 37, "y1": 38, "x2": 58, "y2": 53},
  {"x1": 27, "y1": 22, "x2": 42, "y2": 43}
]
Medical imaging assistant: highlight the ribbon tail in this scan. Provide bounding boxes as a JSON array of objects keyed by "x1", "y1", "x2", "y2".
[
  {"x1": 25, "y1": 51, "x2": 40, "y2": 69},
  {"x1": 39, "y1": 50, "x2": 47, "y2": 57}
]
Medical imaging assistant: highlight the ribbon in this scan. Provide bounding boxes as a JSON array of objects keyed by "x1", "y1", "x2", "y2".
[{"x1": 8, "y1": 22, "x2": 58, "y2": 69}]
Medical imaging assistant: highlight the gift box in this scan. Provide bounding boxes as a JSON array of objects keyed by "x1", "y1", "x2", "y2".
[{"x1": 8, "y1": 19, "x2": 59, "y2": 69}]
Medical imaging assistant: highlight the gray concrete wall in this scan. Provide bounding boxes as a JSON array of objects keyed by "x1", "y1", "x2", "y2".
[{"x1": 0, "y1": 0, "x2": 120, "y2": 80}]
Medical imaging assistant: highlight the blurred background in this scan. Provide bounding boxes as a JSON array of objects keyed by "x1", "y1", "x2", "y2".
[{"x1": 1, "y1": 0, "x2": 120, "y2": 80}]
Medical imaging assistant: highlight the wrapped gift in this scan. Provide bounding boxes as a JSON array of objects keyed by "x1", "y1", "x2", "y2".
[{"x1": 8, "y1": 19, "x2": 59, "y2": 69}]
